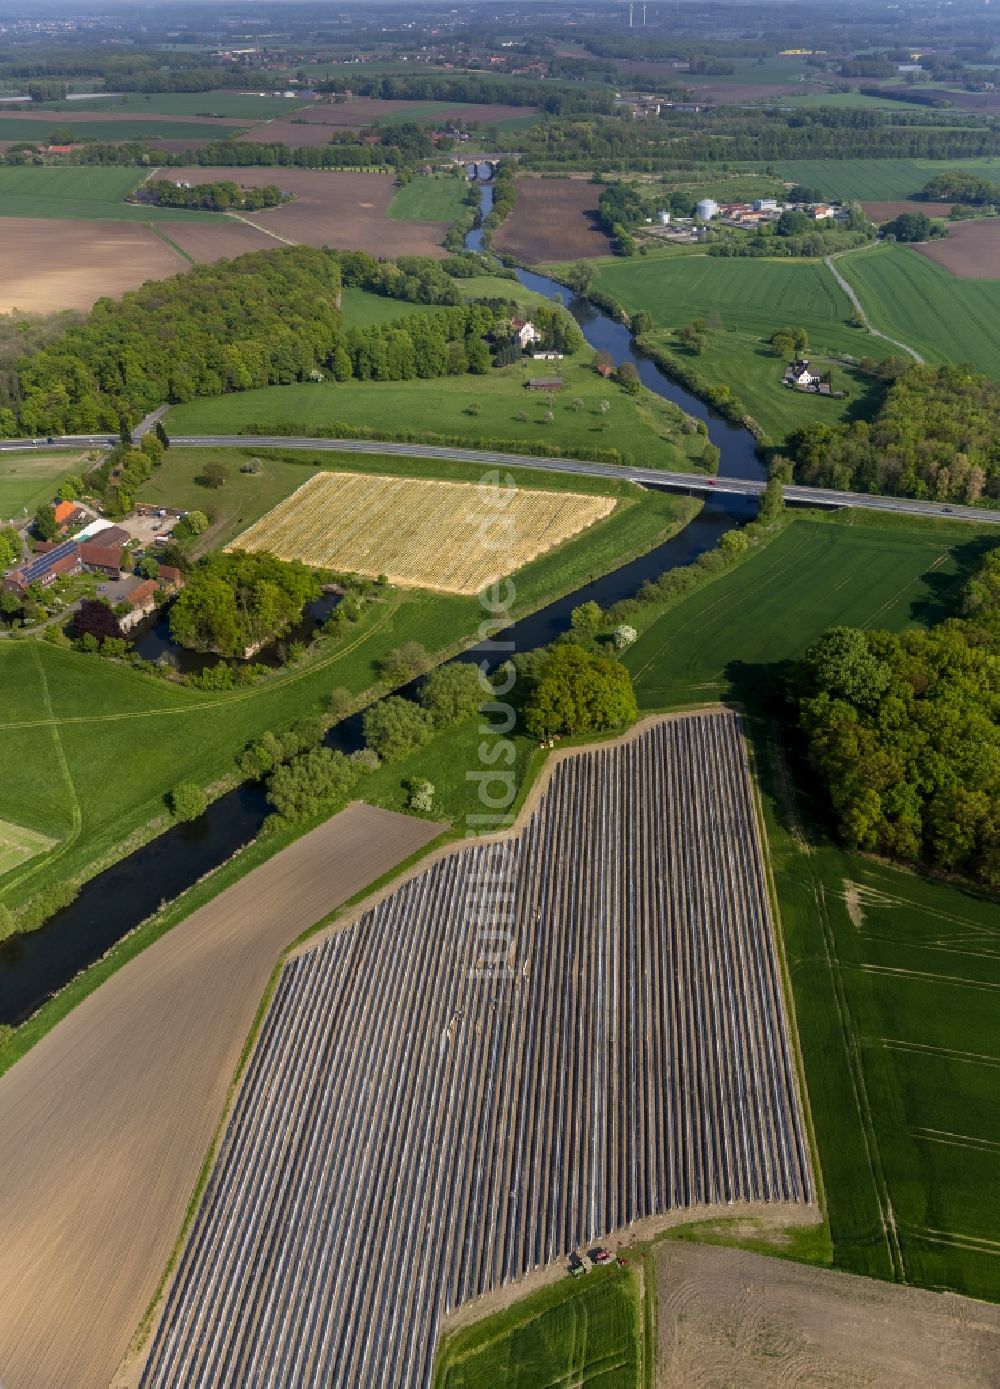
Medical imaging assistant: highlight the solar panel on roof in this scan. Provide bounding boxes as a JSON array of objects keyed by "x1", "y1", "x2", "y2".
[{"x1": 20, "y1": 540, "x2": 78, "y2": 585}]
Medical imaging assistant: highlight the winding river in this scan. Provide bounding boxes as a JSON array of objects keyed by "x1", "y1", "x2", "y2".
[{"x1": 0, "y1": 186, "x2": 764, "y2": 1025}]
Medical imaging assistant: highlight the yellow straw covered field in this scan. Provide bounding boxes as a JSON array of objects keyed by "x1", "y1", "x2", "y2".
[{"x1": 226, "y1": 471, "x2": 616, "y2": 593}]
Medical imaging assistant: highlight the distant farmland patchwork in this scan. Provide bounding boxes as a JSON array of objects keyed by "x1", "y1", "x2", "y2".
[
  {"x1": 138, "y1": 711, "x2": 813, "y2": 1389},
  {"x1": 228, "y1": 470, "x2": 617, "y2": 593}
]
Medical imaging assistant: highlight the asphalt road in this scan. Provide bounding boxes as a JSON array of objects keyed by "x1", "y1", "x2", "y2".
[
  {"x1": 2, "y1": 430, "x2": 997, "y2": 526},
  {"x1": 171, "y1": 434, "x2": 1000, "y2": 526}
]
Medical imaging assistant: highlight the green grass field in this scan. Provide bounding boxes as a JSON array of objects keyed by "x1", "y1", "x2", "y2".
[
  {"x1": 0, "y1": 449, "x2": 92, "y2": 519},
  {"x1": 433, "y1": 1268, "x2": 641, "y2": 1389},
  {"x1": 592, "y1": 256, "x2": 869, "y2": 439},
  {"x1": 38, "y1": 91, "x2": 307, "y2": 119},
  {"x1": 0, "y1": 166, "x2": 220, "y2": 221},
  {"x1": 767, "y1": 157, "x2": 1000, "y2": 203},
  {"x1": 626, "y1": 514, "x2": 995, "y2": 708},
  {"x1": 764, "y1": 768, "x2": 1000, "y2": 1301},
  {"x1": 165, "y1": 361, "x2": 714, "y2": 473},
  {"x1": 386, "y1": 175, "x2": 472, "y2": 221},
  {"x1": 339, "y1": 286, "x2": 442, "y2": 327},
  {"x1": 0, "y1": 454, "x2": 693, "y2": 909},
  {"x1": 836, "y1": 245, "x2": 1000, "y2": 375},
  {"x1": 0, "y1": 817, "x2": 56, "y2": 878},
  {"x1": 0, "y1": 117, "x2": 249, "y2": 143}
]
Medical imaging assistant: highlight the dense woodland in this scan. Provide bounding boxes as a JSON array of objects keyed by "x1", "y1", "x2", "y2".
[
  {"x1": 797, "y1": 545, "x2": 1000, "y2": 887},
  {"x1": 137, "y1": 178, "x2": 287, "y2": 211},
  {"x1": 788, "y1": 366, "x2": 1000, "y2": 505},
  {"x1": 0, "y1": 248, "x2": 542, "y2": 435},
  {"x1": 169, "y1": 552, "x2": 323, "y2": 657}
]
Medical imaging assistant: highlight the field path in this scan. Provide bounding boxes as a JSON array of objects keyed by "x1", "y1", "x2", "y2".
[
  {"x1": 0, "y1": 802, "x2": 443, "y2": 1389},
  {"x1": 824, "y1": 250, "x2": 925, "y2": 363}
]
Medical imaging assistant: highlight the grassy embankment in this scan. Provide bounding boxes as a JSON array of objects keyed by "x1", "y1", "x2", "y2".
[
  {"x1": 834, "y1": 243, "x2": 1000, "y2": 377},
  {"x1": 590, "y1": 256, "x2": 879, "y2": 442},
  {"x1": 0, "y1": 450, "x2": 694, "y2": 916},
  {"x1": 0, "y1": 166, "x2": 222, "y2": 222},
  {"x1": 166, "y1": 358, "x2": 714, "y2": 472},
  {"x1": 433, "y1": 1266, "x2": 642, "y2": 1389}
]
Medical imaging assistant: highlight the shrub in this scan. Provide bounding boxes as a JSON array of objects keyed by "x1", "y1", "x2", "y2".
[
  {"x1": 171, "y1": 782, "x2": 207, "y2": 821},
  {"x1": 613, "y1": 624, "x2": 638, "y2": 651},
  {"x1": 406, "y1": 778, "x2": 436, "y2": 813},
  {"x1": 420, "y1": 662, "x2": 484, "y2": 727},
  {"x1": 363, "y1": 696, "x2": 434, "y2": 762}
]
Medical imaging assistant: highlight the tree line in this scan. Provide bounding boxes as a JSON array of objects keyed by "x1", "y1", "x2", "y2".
[
  {"x1": 313, "y1": 72, "x2": 614, "y2": 117},
  {"x1": 136, "y1": 178, "x2": 287, "y2": 211},
  {"x1": 787, "y1": 364, "x2": 1000, "y2": 505},
  {"x1": 796, "y1": 544, "x2": 1000, "y2": 887}
]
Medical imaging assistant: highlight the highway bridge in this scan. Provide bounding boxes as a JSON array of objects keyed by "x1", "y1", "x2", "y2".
[{"x1": 2, "y1": 429, "x2": 997, "y2": 526}]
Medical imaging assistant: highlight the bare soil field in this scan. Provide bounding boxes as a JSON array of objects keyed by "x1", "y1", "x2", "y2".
[
  {"x1": 915, "y1": 217, "x2": 1000, "y2": 278},
  {"x1": 656, "y1": 1243, "x2": 1000, "y2": 1389},
  {"x1": 160, "y1": 218, "x2": 287, "y2": 262},
  {"x1": 0, "y1": 803, "x2": 443, "y2": 1389},
  {"x1": 166, "y1": 165, "x2": 448, "y2": 255},
  {"x1": 492, "y1": 177, "x2": 614, "y2": 264},
  {"x1": 862, "y1": 199, "x2": 952, "y2": 222},
  {"x1": 0, "y1": 219, "x2": 185, "y2": 313},
  {"x1": 240, "y1": 116, "x2": 358, "y2": 147}
]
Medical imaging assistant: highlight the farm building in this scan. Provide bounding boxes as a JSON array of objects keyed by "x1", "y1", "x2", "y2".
[
  {"x1": 512, "y1": 317, "x2": 543, "y2": 350},
  {"x1": 783, "y1": 359, "x2": 820, "y2": 388},
  {"x1": 526, "y1": 377, "x2": 565, "y2": 391},
  {"x1": 52, "y1": 500, "x2": 81, "y2": 529},
  {"x1": 2, "y1": 539, "x2": 81, "y2": 596},
  {"x1": 118, "y1": 570, "x2": 184, "y2": 632}
]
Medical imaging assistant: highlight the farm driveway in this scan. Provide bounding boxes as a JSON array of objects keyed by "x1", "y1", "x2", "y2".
[{"x1": 0, "y1": 802, "x2": 444, "y2": 1389}]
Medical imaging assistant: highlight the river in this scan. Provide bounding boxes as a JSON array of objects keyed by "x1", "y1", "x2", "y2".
[{"x1": 0, "y1": 184, "x2": 763, "y2": 1025}]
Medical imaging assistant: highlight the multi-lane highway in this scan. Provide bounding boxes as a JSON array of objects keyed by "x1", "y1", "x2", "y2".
[{"x1": 3, "y1": 429, "x2": 997, "y2": 526}]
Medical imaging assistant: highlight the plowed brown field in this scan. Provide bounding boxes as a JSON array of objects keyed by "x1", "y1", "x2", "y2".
[
  {"x1": 492, "y1": 177, "x2": 614, "y2": 264},
  {"x1": 0, "y1": 219, "x2": 186, "y2": 313},
  {"x1": 0, "y1": 802, "x2": 444, "y2": 1389},
  {"x1": 165, "y1": 166, "x2": 449, "y2": 254},
  {"x1": 861, "y1": 199, "x2": 950, "y2": 222},
  {"x1": 161, "y1": 218, "x2": 287, "y2": 262},
  {"x1": 656, "y1": 1243, "x2": 1000, "y2": 1389},
  {"x1": 255, "y1": 98, "x2": 534, "y2": 133},
  {"x1": 916, "y1": 216, "x2": 1000, "y2": 277}
]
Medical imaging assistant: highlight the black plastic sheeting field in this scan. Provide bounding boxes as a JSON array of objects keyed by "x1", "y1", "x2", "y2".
[{"x1": 140, "y1": 710, "x2": 812, "y2": 1389}]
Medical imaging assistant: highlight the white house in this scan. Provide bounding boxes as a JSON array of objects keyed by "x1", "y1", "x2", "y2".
[
  {"x1": 512, "y1": 318, "x2": 543, "y2": 350},
  {"x1": 753, "y1": 198, "x2": 778, "y2": 212},
  {"x1": 783, "y1": 359, "x2": 820, "y2": 388},
  {"x1": 810, "y1": 204, "x2": 835, "y2": 220}
]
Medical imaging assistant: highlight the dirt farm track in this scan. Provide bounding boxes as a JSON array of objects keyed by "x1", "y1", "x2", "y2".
[
  {"x1": 0, "y1": 803, "x2": 442, "y2": 1389},
  {"x1": 165, "y1": 166, "x2": 451, "y2": 256},
  {"x1": 491, "y1": 176, "x2": 614, "y2": 264}
]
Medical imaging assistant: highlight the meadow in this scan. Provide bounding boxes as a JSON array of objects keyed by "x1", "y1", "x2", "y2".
[
  {"x1": 165, "y1": 361, "x2": 715, "y2": 472},
  {"x1": 836, "y1": 245, "x2": 1000, "y2": 375},
  {"x1": 0, "y1": 167, "x2": 219, "y2": 222},
  {"x1": 434, "y1": 1268, "x2": 642, "y2": 1388},
  {"x1": 766, "y1": 157, "x2": 1000, "y2": 203},
  {"x1": 339, "y1": 285, "x2": 441, "y2": 327},
  {"x1": 386, "y1": 174, "x2": 473, "y2": 222},
  {"x1": 0, "y1": 455, "x2": 691, "y2": 911},
  {"x1": 593, "y1": 255, "x2": 869, "y2": 439},
  {"x1": 0, "y1": 449, "x2": 91, "y2": 519},
  {"x1": 626, "y1": 513, "x2": 996, "y2": 708}
]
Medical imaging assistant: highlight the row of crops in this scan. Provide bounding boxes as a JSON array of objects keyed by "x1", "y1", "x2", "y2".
[{"x1": 140, "y1": 711, "x2": 812, "y2": 1389}]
